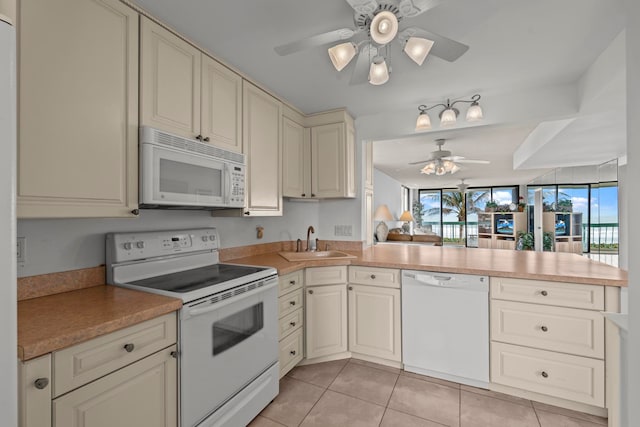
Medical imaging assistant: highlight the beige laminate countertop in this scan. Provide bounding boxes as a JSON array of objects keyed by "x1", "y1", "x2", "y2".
[
  {"x1": 18, "y1": 285, "x2": 182, "y2": 361},
  {"x1": 228, "y1": 245, "x2": 627, "y2": 287}
]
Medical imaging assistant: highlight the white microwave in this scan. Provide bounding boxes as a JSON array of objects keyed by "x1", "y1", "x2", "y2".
[{"x1": 139, "y1": 127, "x2": 245, "y2": 209}]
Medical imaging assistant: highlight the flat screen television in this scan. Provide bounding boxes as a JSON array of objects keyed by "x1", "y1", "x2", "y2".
[
  {"x1": 555, "y1": 213, "x2": 571, "y2": 236},
  {"x1": 494, "y1": 214, "x2": 515, "y2": 235}
]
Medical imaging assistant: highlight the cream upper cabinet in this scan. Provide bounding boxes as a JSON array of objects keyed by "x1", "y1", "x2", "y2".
[
  {"x1": 364, "y1": 140, "x2": 374, "y2": 190},
  {"x1": 243, "y1": 81, "x2": 282, "y2": 216},
  {"x1": 140, "y1": 17, "x2": 201, "y2": 140},
  {"x1": 305, "y1": 283, "x2": 348, "y2": 359},
  {"x1": 282, "y1": 117, "x2": 310, "y2": 198},
  {"x1": 17, "y1": 0, "x2": 139, "y2": 218},
  {"x1": 311, "y1": 122, "x2": 356, "y2": 198},
  {"x1": 201, "y1": 55, "x2": 243, "y2": 152}
]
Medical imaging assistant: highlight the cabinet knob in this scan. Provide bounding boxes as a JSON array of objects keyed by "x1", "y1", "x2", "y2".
[
  {"x1": 123, "y1": 343, "x2": 135, "y2": 353},
  {"x1": 348, "y1": 286, "x2": 353, "y2": 290},
  {"x1": 370, "y1": 274, "x2": 376, "y2": 279},
  {"x1": 195, "y1": 134, "x2": 203, "y2": 141},
  {"x1": 203, "y1": 137, "x2": 210, "y2": 142},
  {"x1": 289, "y1": 280, "x2": 296, "y2": 285},
  {"x1": 301, "y1": 193, "x2": 306, "y2": 197},
  {"x1": 34, "y1": 378, "x2": 49, "y2": 390},
  {"x1": 311, "y1": 194, "x2": 316, "y2": 197},
  {"x1": 541, "y1": 371, "x2": 549, "y2": 378},
  {"x1": 289, "y1": 300, "x2": 296, "y2": 306},
  {"x1": 244, "y1": 211, "x2": 251, "y2": 216},
  {"x1": 130, "y1": 209, "x2": 140, "y2": 216},
  {"x1": 308, "y1": 290, "x2": 314, "y2": 295},
  {"x1": 290, "y1": 350, "x2": 296, "y2": 356},
  {"x1": 540, "y1": 326, "x2": 548, "y2": 332},
  {"x1": 290, "y1": 321, "x2": 296, "y2": 327},
  {"x1": 170, "y1": 351, "x2": 179, "y2": 359},
  {"x1": 540, "y1": 290, "x2": 548, "y2": 296}
]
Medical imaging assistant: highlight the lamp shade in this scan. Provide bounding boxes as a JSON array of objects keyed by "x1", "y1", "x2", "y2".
[
  {"x1": 328, "y1": 42, "x2": 357, "y2": 71},
  {"x1": 369, "y1": 11, "x2": 398, "y2": 45},
  {"x1": 369, "y1": 58, "x2": 389, "y2": 85},
  {"x1": 440, "y1": 108, "x2": 458, "y2": 127},
  {"x1": 415, "y1": 111, "x2": 432, "y2": 131},
  {"x1": 399, "y1": 210, "x2": 414, "y2": 222},
  {"x1": 373, "y1": 204, "x2": 394, "y2": 221},
  {"x1": 403, "y1": 37, "x2": 434, "y2": 66},
  {"x1": 466, "y1": 102, "x2": 484, "y2": 121}
]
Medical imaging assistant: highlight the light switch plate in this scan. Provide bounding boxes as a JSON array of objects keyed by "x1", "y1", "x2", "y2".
[{"x1": 17, "y1": 237, "x2": 26, "y2": 264}]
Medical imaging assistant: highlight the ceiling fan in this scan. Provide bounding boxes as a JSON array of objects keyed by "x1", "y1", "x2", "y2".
[
  {"x1": 274, "y1": 0, "x2": 469, "y2": 85},
  {"x1": 410, "y1": 138, "x2": 490, "y2": 175}
]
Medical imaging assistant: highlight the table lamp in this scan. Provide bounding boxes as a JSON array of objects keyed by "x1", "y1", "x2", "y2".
[
  {"x1": 399, "y1": 210, "x2": 414, "y2": 233},
  {"x1": 374, "y1": 204, "x2": 394, "y2": 242}
]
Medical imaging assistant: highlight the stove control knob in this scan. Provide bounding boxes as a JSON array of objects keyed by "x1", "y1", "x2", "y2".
[
  {"x1": 201, "y1": 236, "x2": 208, "y2": 242},
  {"x1": 123, "y1": 242, "x2": 132, "y2": 250},
  {"x1": 136, "y1": 241, "x2": 145, "y2": 249}
]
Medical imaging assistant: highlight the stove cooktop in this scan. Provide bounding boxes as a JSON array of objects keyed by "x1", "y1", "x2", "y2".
[{"x1": 128, "y1": 263, "x2": 271, "y2": 294}]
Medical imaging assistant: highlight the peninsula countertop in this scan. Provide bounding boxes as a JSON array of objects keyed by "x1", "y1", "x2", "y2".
[{"x1": 227, "y1": 244, "x2": 627, "y2": 287}]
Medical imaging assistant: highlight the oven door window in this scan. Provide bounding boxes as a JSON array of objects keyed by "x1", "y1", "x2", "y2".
[{"x1": 212, "y1": 302, "x2": 264, "y2": 355}]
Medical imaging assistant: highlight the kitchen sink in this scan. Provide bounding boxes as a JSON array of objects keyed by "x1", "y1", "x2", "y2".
[{"x1": 278, "y1": 250, "x2": 357, "y2": 261}]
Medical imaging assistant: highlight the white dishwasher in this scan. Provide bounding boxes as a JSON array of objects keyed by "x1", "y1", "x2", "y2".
[{"x1": 402, "y1": 270, "x2": 489, "y2": 388}]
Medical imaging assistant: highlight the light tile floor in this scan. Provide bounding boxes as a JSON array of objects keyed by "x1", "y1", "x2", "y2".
[{"x1": 249, "y1": 358, "x2": 608, "y2": 427}]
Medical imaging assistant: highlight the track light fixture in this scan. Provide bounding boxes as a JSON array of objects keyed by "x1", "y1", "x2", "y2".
[{"x1": 415, "y1": 94, "x2": 483, "y2": 131}]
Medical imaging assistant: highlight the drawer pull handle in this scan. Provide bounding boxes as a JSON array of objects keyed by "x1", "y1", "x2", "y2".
[
  {"x1": 123, "y1": 343, "x2": 135, "y2": 353},
  {"x1": 290, "y1": 350, "x2": 297, "y2": 356},
  {"x1": 370, "y1": 274, "x2": 376, "y2": 279},
  {"x1": 308, "y1": 290, "x2": 314, "y2": 295},
  {"x1": 34, "y1": 378, "x2": 49, "y2": 390},
  {"x1": 290, "y1": 322, "x2": 296, "y2": 327},
  {"x1": 541, "y1": 326, "x2": 548, "y2": 332},
  {"x1": 541, "y1": 371, "x2": 549, "y2": 378},
  {"x1": 289, "y1": 301, "x2": 296, "y2": 306},
  {"x1": 540, "y1": 290, "x2": 548, "y2": 296},
  {"x1": 289, "y1": 280, "x2": 296, "y2": 285}
]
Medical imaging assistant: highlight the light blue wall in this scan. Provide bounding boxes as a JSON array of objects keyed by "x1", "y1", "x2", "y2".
[{"x1": 373, "y1": 168, "x2": 404, "y2": 231}]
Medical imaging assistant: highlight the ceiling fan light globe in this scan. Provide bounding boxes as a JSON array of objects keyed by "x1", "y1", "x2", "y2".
[
  {"x1": 466, "y1": 103, "x2": 484, "y2": 121},
  {"x1": 369, "y1": 58, "x2": 390, "y2": 85},
  {"x1": 421, "y1": 163, "x2": 435, "y2": 174},
  {"x1": 404, "y1": 37, "x2": 434, "y2": 66},
  {"x1": 415, "y1": 112, "x2": 432, "y2": 131},
  {"x1": 370, "y1": 11, "x2": 399, "y2": 45},
  {"x1": 328, "y1": 42, "x2": 357, "y2": 71},
  {"x1": 440, "y1": 108, "x2": 458, "y2": 127},
  {"x1": 451, "y1": 163, "x2": 461, "y2": 174}
]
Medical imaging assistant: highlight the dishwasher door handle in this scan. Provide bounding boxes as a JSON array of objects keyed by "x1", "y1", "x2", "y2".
[{"x1": 433, "y1": 275, "x2": 452, "y2": 281}]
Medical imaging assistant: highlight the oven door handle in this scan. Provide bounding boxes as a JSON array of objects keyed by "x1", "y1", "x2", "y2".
[{"x1": 184, "y1": 279, "x2": 277, "y2": 318}]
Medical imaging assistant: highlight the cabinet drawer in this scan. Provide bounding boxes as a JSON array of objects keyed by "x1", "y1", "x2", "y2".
[
  {"x1": 305, "y1": 266, "x2": 347, "y2": 286},
  {"x1": 53, "y1": 313, "x2": 177, "y2": 397},
  {"x1": 278, "y1": 288, "x2": 303, "y2": 318},
  {"x1": 279, "y1": 270, "x2": 303, "y2": 296},
  {"x1": 279, "y1": 328, "x2": 303, "y2": 378},
  {"x1": 491, "y1": 342, "x2": 604, "y2": 407},
  {"x1": 491, "y1": 300, "x2": 604, "y2": 358},
  {"x1": 491, "y1": 277, "x2": 604, "y2": 310},
  {"x1": 279, "y1": 308, "x2": 303, "y2": 339},
  {"x1": 348, "y1": 266, "x2": 400, "y2": 288}
]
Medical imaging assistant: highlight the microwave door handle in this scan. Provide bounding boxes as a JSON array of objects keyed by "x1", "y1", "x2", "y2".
[{"x1": 225, "y1": 164, "x2": 232, "y2": 204}]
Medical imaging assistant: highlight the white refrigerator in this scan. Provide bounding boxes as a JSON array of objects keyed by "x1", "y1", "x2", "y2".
[{"x1": 0, "y1": 14, "x2": 17, "y2": 426}]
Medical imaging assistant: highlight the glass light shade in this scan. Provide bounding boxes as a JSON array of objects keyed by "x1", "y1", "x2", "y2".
[
  {"x1": 328, "y1": 42, "x2": 357, "y2": 71},
  {"x1": 435, "y1": 162, "x2": 447, "y2": 176},
  {"x1": 415, "y1": 112, "x2": 432, "y2": 131},
  {"x1": 370, "y1": 11, "x2": 399, "y2": 45},
  {"x1": 421, "y1": 162, "x2": 435, "y2": 174},
  {"x1": 466, "y1": 102, "x2": 484, "y2": 121},
  {"x1": 440, "y1": 108, "x2": 458, "y2": 127},
  {"x1": 450, "y1": 163, "x2": 461, "y2": 174},
  {"x1": 442, "y1": 160, "x2": 455, "y2": 172},
  {"x1": 403, "y1": 37, "x2": 434, "y2": 66},
  {"x1": 369, "y1": 58, "x2": 389, "y2": 85},
  {"x1": 399, "y1": 210, "x2": 414, "y2": 222},
  {"x1": 373, "y1": 204, "x2": 394, "y2": 221}
]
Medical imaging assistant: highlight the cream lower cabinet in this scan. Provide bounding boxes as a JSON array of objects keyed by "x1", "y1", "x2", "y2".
[
  {"x1": 490, "y1": 277, "x2": 608, "y2": 409},
  {"x1": 19, "y1": 313, "x2": 178, "y2": 427},
  {"x1": 18, "y1": 0, "x2": 139, "y2": 218},
  {"x1": 278, "y1": 270, "x2": 304, "y2": 377},
  {"x1": 305, "y1": 267, "x2": 348, "y2": 359},
  {"x1": 348, "y1": 266, "x2": 401, "y2": 363}
]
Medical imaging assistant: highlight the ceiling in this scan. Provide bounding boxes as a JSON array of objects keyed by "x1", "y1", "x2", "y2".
[{"x1": 132, "y1": 0, "x2": 627, "y2": 189}]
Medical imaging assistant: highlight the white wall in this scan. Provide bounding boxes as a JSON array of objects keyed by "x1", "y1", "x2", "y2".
[
  {"x1": 625, "y1": 0, "x2": 639, "y2": 423},
  {"x1": 0, "y1": 18, "x2": 17, "y2": 427},
  {"x1": 373, "y1": 168, "x2": 404, "y2": 220}
]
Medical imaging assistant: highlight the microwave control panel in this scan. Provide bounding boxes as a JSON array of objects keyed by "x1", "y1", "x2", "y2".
[{"x1": 229, "y1": 165, "x2": 245, "y2": 207}]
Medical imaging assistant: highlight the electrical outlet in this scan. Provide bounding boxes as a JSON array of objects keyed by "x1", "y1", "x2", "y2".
[
  {"x1": 17, "y1": 237, "x2": 26, "y2": 264},
  {"x1": 334, "y1": 225, "x2": 353, "y2": 237}
]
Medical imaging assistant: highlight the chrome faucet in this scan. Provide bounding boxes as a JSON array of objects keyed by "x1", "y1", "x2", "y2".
[{"x1": 306, "y1": 226, "x2": 315, "y2": 251}]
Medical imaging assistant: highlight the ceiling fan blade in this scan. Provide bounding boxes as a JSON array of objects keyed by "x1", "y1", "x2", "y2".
[
  {"x1": 349, "y1": 44, "x2": 377, "y2": 85},
  {"x1": 274, "y1": 28, "x2": 357, "y2": 56},
  {"x1": 408, "y1": 159, "x2": 432, "y2": 165},
  {"x1": 399, "y1": 27, "x2": 469, "y2": 62},
  {"x1": 344, "y1": 0, "x2": 378, "y2": 15},
  {"x1": 455, "y1": 159, "x2": 490, "y2": 164},
  {"x1": 398, "y1": 0, "x2": 445, "y2": 18}
]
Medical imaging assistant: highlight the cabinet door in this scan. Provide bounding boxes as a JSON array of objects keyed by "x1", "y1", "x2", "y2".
[
  {"x1": 53, "y1": 346, "x2": 177, "y2": 427},
  {"x1": 140, "y1": 17, "x2": 201, "y2": 139},
  {"x1": 348, "y1": 285, "x2": 401, "y2": 361},
  {"x1": 201, "y1": 55, "x2": 242, "y2": 152},
  {"x1": 305, "y1": 285, "x2": 347, "y2": 359},
  {"x1": 19, "y1": 354, "x2": 51, "y2": 427},
  {"x1": 242, "y1": 81, "x2": 282, "y2": 215},
  {"x1": 18, "y1": 0, "x2": 138, "y2": 218},
  {"x1": 364, "y1": 140, "x2": 374, "y2": 190},
  {"x1": 311, "y1": 123, "x2": 346, "y2": 198},
  {"x1": 282, "y1": 117, "x2": 310, "y2": 198},
  {"x1": 364, "y1": 188, "x2": 374, "y2": 246}
]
